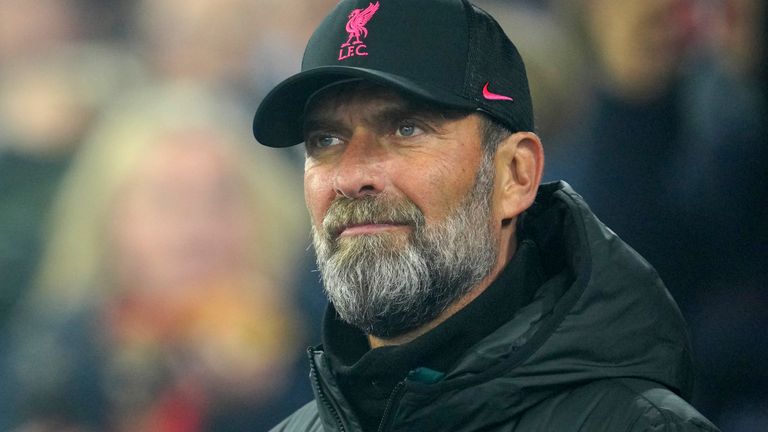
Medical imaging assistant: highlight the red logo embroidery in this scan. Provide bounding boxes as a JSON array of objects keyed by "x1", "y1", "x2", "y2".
[
  {"x1": 482, "y1": 82, "x2": 514, "y2": 101},
  {"x1": 338, "y1": 2, "x2": 380, "y2": 61}
]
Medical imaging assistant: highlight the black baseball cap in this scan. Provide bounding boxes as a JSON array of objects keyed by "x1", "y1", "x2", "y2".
[{"x1": 253, "y1": 0, "x2": 533, "y2": 148}]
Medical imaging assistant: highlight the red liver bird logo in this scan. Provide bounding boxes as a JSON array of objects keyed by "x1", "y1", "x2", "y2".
[{"x1": 342, "y1": 2, "x2": 380, "y2": 47}]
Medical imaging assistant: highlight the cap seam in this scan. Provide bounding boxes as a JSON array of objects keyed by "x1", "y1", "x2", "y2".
[{"x1": 460, "y1": 0, "x2": 475, "y2": 102}]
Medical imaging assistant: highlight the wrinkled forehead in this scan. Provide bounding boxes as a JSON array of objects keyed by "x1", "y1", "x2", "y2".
[{"x1": 302, "y1": 80, "x2": 470, "y2": 129}]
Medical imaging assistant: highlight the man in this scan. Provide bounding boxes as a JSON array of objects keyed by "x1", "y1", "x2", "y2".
[{"x1": 252, "y1": 0, "x2": 720, "y2": 430}]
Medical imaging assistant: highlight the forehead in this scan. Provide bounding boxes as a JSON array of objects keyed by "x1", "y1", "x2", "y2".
[{"x1": 302, "y1": 81, "x2": 468, "y2": 125}]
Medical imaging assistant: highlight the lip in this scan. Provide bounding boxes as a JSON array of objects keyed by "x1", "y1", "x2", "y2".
[{"x1": 338, "y1": 223, "x2": 410, "y2": 237}]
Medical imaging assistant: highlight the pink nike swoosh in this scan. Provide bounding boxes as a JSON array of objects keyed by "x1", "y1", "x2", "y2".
[{"x1": 482, "y1": 82, "x2": 514, "y2": 101}]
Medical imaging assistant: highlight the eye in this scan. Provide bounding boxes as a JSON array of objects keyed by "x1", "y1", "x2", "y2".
[
  {"x1": 306, "y1": 134, "x2": 344, "y2": 151},
  {"x1": 395, "y1": 122, "x2": 423, "y2": 138},
  {"x1": 317, "y1": 135, "x2": 343, "y2": 147}
]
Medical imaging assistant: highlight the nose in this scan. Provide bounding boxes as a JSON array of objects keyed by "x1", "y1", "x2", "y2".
[{"x1": 332, "y1": 130, "x2": 386, "y2": 199}]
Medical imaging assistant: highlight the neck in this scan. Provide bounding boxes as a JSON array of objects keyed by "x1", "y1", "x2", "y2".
[{"x1": 368, "y1": 224, "x2": 518, "y2": 348}]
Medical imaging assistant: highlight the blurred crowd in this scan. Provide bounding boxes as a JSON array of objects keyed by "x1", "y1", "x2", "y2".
[{"x1": 0, "y1": 0, "x2": 764, "y2": 431}]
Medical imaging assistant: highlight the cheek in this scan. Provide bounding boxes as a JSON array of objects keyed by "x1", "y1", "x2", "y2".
[
  {"x1": 110, "y1": 194, "x2": 158, "y2": 258},
  {"x1": 418, "y1": 156, "x2": 481, "y2": 220},
  {"x1": 304, "y1": 168, "x2": 332, "y2": 227},
  {"x1": 108, "y1": 198, "x2": 165, "y2": 286}
]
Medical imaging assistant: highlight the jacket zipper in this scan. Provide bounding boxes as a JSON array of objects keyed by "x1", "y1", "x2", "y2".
[
  {"x1": 309, "y1": 350, "x2": 347, "y2": 432},
  {"x1": 376, "y1": 381, "x2": 406, "y2": 432}
]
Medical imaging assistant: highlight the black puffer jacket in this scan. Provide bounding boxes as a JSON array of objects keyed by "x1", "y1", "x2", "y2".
[{"x1": 271, "y1": 182, "x2": 719, "y2": 431}]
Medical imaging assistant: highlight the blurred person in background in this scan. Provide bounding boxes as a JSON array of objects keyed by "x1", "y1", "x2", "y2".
[
  {"x1": 0, "y1": 16, "x2": 146, "y2": 414},
  {"x1": 545, "y1": 0, "x2": 767, "y2": 428},
  {"x1": 0, "y1": 1, "x2": 142, "y2": 427},
  {"x1": 0, "y1": 46, "x2": 144, "y2": 325},
  {"x1": 4, "y1": 85, "x2": 314, "y2": 431}
]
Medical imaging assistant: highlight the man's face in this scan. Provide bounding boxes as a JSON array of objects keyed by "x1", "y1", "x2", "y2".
[{"x1": 303, "y1": 83, "x2": 500, "y2": 337}]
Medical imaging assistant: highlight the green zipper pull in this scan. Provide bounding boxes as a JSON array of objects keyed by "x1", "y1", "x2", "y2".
[{"x1": 407, "y1": 367, "x2": 445, "y2": 384}]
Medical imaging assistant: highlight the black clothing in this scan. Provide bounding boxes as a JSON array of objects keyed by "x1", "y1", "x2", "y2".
[
  {"x1": 323, "y1": 239, "x2": 544, "y2": 430},
  {"x1": 271, "y1": 182, "x2": 719, "y2": 431}
]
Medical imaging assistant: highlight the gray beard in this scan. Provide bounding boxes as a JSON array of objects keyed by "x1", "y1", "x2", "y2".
[{"x1": 311, "y1": 156, "x2": 498, "y2": 338}]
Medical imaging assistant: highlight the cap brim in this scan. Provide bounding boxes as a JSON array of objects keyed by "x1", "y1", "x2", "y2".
[{"x1": 253, "y1": 66, "x2": 475, "y2": 147}]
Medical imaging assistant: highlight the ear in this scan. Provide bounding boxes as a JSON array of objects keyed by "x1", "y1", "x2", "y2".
[{"x1": 493, "y1": 132, "x2": 544, "y2": 222}]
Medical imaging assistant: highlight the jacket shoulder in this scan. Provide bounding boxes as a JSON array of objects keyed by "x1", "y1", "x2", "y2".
[
  {"x1": 520, "y1": 378, "x2": 719, "y2": 432},
  {"x1": 616, "y1": 378, "x2": 720, "y2": 432},
  {"x1": 269, "y1": 400, "x2": 324, "y2": 432}
]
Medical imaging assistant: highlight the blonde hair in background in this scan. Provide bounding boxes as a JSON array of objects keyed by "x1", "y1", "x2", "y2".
[{"x1": 31, "y1": 83, "x2": 308, "y2": 311}]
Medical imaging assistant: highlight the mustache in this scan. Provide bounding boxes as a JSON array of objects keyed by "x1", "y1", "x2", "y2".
[{"x1": 322, "y1": 195, "x2": 425, "y2": 239}]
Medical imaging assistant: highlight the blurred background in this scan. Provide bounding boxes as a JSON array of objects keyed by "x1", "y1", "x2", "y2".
[{"x1": 0, "y1": 0, "x2": 764, "y2": 430}]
